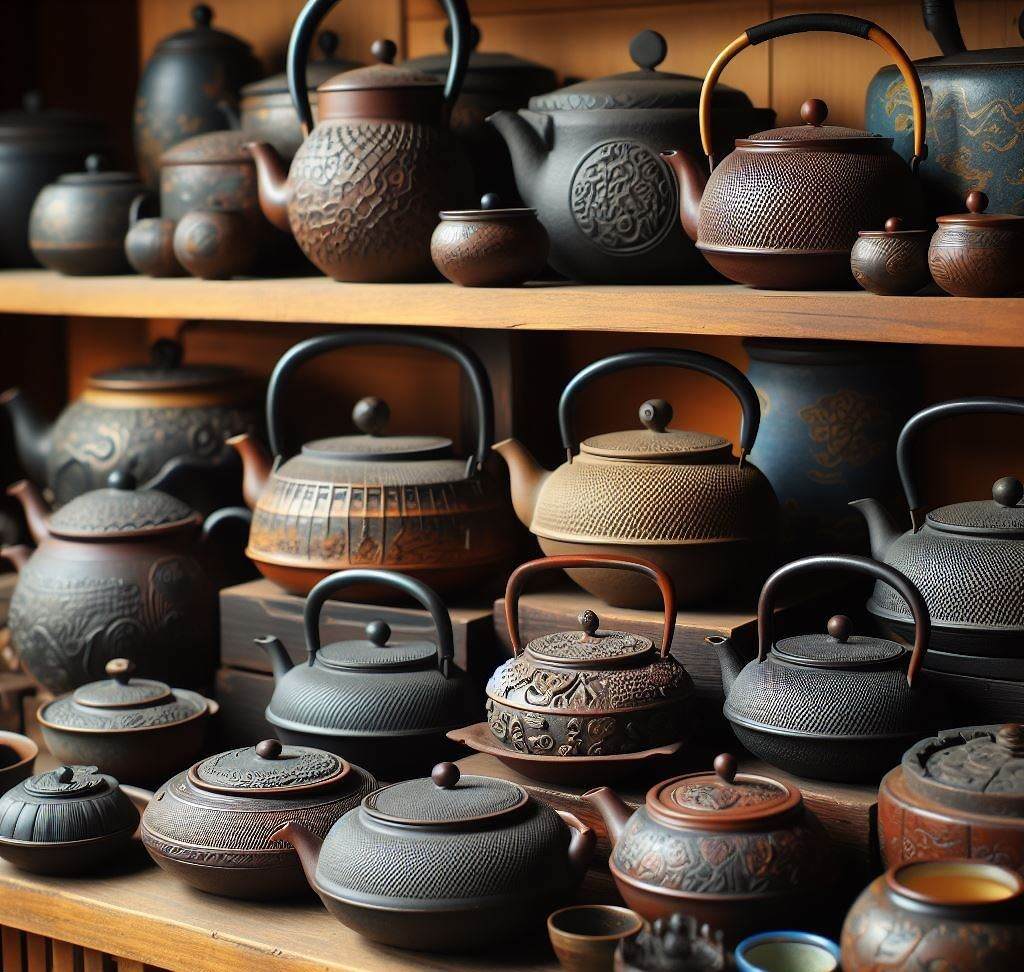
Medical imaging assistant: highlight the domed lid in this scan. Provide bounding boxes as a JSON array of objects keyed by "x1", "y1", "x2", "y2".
[
  {"x1": 48, "y1": 471, "x2": 201, "y2": 540},
  {"x1": 363, "y1": 762, "x2": 528, "y2": 827},
  {"x1": 0, "y1": 91, "x2": 105, "y2": 144},
  {"x1": 774, "y1": 615, "x2": 907, "y2": 670},
  {"x1": 300, "y1": 397, "x2": 452, "y2": 463},
  {"x1": 153, "y1": 4, "x2": 253, "y2": 55},
  {"x1": 928, "y1": 477, "x2": 1024, "y2": 537},
  {"x1": 189, "y1": 739, "x2": 351, "y2": 796},
  {"x1": 525, "y1": 610, "x2": 655, "y2": 667},
  {"x1": 87, "y1": 338, "x2": 242, "y2": 392},
  {"x1": 439, "y1": 192, "x2": 536, "y2": 222},
  {"x1": 73, "y1": 659, "x2": 173, "y2": 708},
  {"x1": 242, "y1": 31, "x2": 362, "y2": 96},
  {"x1": 901, "y1": 724, "x2": 1024, "y2": 818},
  {"x1": 742, "y1": 99, "x2": 885, "y2": 148},
  {"x1": 937, "y1": 191, "x2": 1024, "y2": 230},
  {"x1": 647, "y1": 754, "x2": 801, "y2": 831},
  {"x1": 55, "y1": 154, "x2": 140, "y2": 187},
  {"x1": 319, "y1": 39, "x2": 442, "y2": 92},
  {"x1": 529, "y1": 31, "x2": 753, "y2": 112},
  {"x1": 25, "y1": 764, "x2": 107, "y2": 798},
  {"x1": 580, "y1": 400, "x2": 730, "y2": 461},
  {"x1": 317, "y1": 621, "x2": 439, "y2": 672},
  {"x1": 160, "y1": 129, "x2": 255, "y2": 166}
]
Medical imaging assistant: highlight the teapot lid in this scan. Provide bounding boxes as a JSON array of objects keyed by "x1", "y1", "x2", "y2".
[
  {"x1": 243, "y1": 31, "x2": 362, "y2": 96},
  {"x1": 72, "y1": 659, "x2": 174, "y2": 708},
  {"x1": 525, "y1": 610, "x2": 655, "y2": 667},
  {"x1": 319, "y1": 39, "x2": 442, "y2": 92},
  {"x1": 55, "y1": 153, "x2": 141, "y2": 187},
  {"x1": 858, "y1": 216, "x2": 933, "y2": 239},
  {"x1": 363, "y1": 762, "x2": 528, "y2": 827},
  {"x1": 88, "y1": 339, "x2": 244, "y2": 392},
  {"x1": 154, "y1": 4, "x2": 253, "y2": 55},
  {"x1": 317, "y1": 621, "x2": 439, "y2": 672},
  {"x1": 742, "y1": 99, "x2": 885, "y2": 148},
  {"x1": 439, "y1": 192, "x2": 537, "y2": 222},
  {"x1": 25, "y1": 764, "x2": 107, "y2": 798},
  {"x1": 774, "y1": 615, "x2": 906, "y2": 670},
  {"x1": 161, "y1": 129, "x2": 255, "y2": 166},
  {"x1": 0, "y1": 91, "x2": 104, "y2": 145},
  {"x1": 530, "y1": 31, "x2": 753, "y2": 112},
  {"x1": 580, "y1": 400, "x2": 730, "y2": 461},
  {"x1": 648, "y1": 754, "x2": 801, "y2": 831},
  {"x1": 936, "y1": 191, "x2": 1024, "y2": 230},
  {"x1": 189, "y1": 739, "x2": 351, "y2": 795},
  {"x1": 928, "y1": 477, "x2": 1024, "y2": 537},
  {"x1": 902, "y1": 724, "x2": 1024, "y2": 817},
  {"x1": 48, "y1": 471, "x2": 201, "y2": 540}
]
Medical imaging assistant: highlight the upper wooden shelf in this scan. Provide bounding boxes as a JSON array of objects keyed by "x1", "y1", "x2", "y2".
[{"x1": 0, "y1": 270, "x2": 1021, "y2": 347}]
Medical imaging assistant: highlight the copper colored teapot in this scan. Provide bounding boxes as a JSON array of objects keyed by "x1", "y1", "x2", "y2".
[{"x1": 662, "y1": 13, "x2": 928, "y2": 289}]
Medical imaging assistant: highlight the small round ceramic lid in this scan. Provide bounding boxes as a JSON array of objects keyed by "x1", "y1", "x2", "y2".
[
  {"x1": 858, "y1": 216, "x2": 931, "y2": 239},
  {"x1": 937, "y1": 190, "x2": 1024, "y2": 230},
  {"x1": 55, "y1": 154, "x2": 141, "y2": 187},
  {"x1": 526, "y1": 609, "x2": 654, "y2": 667},
  {"x1": 439, "y1": 192, "x2": 536, "y2": 222},
  {"x1": 319, "y1": 39, "x2": 441, "y2": 92},
  {"x1": 26, "y1": 764, "x2": 108, "y2": 798},
  {"x1": 363, "y1": 762, "x2": 528, "y2": 826},
  {"x1": 580, "y1": 399, "x2": 730, "y2": 461},
  {"x1": 161, "y1": 129, "x2": 255, "y2": 166},
  {"x1": 774, "y1": 615, "x2": 906, "y2": 670},
  {"x1": 243, "y1": 31, "x2": 362, "y2": 96},
  {"x1": 0, "y1": 91, "x2": 104, "y2": 145},
  {"x1": 647, "y1": 754, "x2": 801, "y2": 831},
  {"x1": 155, "y1": 4, "x2": 252, "y2": 54},
  {"x1": 189, "y1": 739, "x2": 351, "y2": 796},
  {"x1": 88, "y1": 338, "x2": 243, "y2": 392},
  {"x1": 317, "y1": 621, "x2": 438, "y2": 671},
  {"x1": 530, "y1": 30, "x2": 753, "y2": 113},
  {"x1": 902, "y1": 724, "x2": 1024, "y2": 818},
  {"x1": 927, "y1": 477, "x2": 1024, "y2": 537},
  {"x1": 301, "y1": 397, "x2": 453, "y2": 463},
  {"x1": 743, "y1": 99, "x2": 883, "y2": 147}
]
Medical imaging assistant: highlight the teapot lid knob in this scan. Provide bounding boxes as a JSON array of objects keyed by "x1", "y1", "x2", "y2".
[
  {"x1": 352, "y1": 396, "x2": 390, "y2": 436},
  {"x1": 480, "y1": 193, "x2": 501, "y2": 210},
  {"x1": 966, "y1": 189, "x2": 989, "y2": 214},
  {"x1": 884, "y1": 216, "x2": 904, "y2": 233},
  {"x1": 997, "y1": 724, "x2": 1024, "y2": 756},
  {"x1": 578, "y1": 609, "x2": 600, "y2": 637},
  {"x1": 191, "y1": 4, "x2": 213, "y2": 28},
  {"x1": 150, "y1": 337, "x2": 184, "y2": 370},
  {"x1": 431, "y1": 762, "x2": 460, "y2": 789},
  {"x1": 106, "y1": 469, "x2": 137, "y2": 491},
  {"x1": 255, "y1": 739, "x2": 283, "y2": 760},
  {"x1": 629, "y1": 29, "x2": 668, "y2": 72},
  {"x1": 85, "y1": 153, "x2": 106, "y2": 174},
  {"x1": 713, "y1": 753, "x2": 738, "y2": 785},
  {"x1": 366, "y1": 620, "x2": 391, "y2": 646},
  {"x1": 800, "y1": 99, "x2": 829, "y2": 127},
  {"x1": 639, "y1": 398, "x2": 673, "y2": 433},
  {"x1": 317, "y1": 30, "x2": 339, "y2": 58},
  {"x1": 105, "y1": 658, "x2": 135, "y2": 684},
  {"x1": 993, "y1": 476, "x2": 1024, "y2": 508},
  {"x1": 56, "y1": 766, "x2": 75, "y2": 783},
  {"x1": 370, "y1": 38, "x2": 397, "y2": 65},
  {"x1": 22, "y1": 90, "x2": 44, "y2": 114},
  {"x1": 827, "y1": 614, "x2": 852, "y2": 643}
]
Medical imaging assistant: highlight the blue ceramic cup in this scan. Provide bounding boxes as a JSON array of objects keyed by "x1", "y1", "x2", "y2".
[{"x1": 735, "y1": 931, "x2": 840, "y2": 972}]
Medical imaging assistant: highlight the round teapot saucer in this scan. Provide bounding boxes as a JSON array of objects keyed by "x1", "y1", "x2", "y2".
[{"x1": 447, "y1": 723, "x2": 684, "y2": 785}]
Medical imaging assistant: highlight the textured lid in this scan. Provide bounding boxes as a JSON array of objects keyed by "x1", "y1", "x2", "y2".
[
  {"x1": 928, "y1": 477, "x2": 1024, "y2": 537},
  {"x1": 72, "y1": 659, "x2": 173, "y2": 708},
  {"x1": 439, "y1": 192, "x2": 536, "y2": 222},
  {"x1": 88, "y1": 338, "x2": 242, "y2": 392},
  {"x1": 48, "y1": 471, "x2": 200, "y2": 540},
  {"x1": 580, "y1": 400, "x2": 729, "y2": 460},
  {"x1": 648, "y1": 754, "x2": 801, "y2": 831},
  {"x1": 526, "y1": 610, "x2": 654, "y2": 666},
  {"x1": 190, "y1": 739, "x2": 350, "y2": 795},
  {"x1": 56, "y1": 154, "x2": 140, "y2": 187},
  {"x1": 363, "y1": 762, "x2": 528, "y2": 826},
  {"x1": 25, "y1": 764, "x2": 106, "y2": 798},
  {"x1": 774, "y1": 615, "x2": 906, "y2": 670},
  {"x1": 742, "y1": 99, "x2": 883, "y2": 146},
  {"x1": 161, "y1": 129, "x2": 254, "y2": 166},
  {"x1": 936, "y1": 190, "x2": 1024, "y2": 230},
  {"x1": 318, "y1": 621, "x2": 438, "y2": 671},
  {"x1": 154, "y1": 4, "x2": 253, "y2": 55},
  {"x1": 319, "y1": 39, "x2": 441, "y2": 92},
  {"x1": 0, "y1": 91, "x2": 104, "y2": 143},
  {"x1": 530, "y1": 30, "x2": 752, "y2": 112},
  {"x1": 243, "y1": 32, "x2": 362, "y2": 96}
]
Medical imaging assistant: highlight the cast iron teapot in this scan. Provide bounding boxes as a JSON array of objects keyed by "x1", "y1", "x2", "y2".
[
  {"x1": 710, "y1": 553, "x2": 935, "y2": 782},
  {"x1": 853, "y1": 397, "x2": 1024, "y2": 661},
  {"x1": 661, "y1": 12, "x2": 928, "y2": 289}
]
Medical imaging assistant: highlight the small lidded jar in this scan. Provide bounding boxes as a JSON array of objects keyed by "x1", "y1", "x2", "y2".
[{"x1": 851, "y1": 216, "x2": 931, "y2": 296}]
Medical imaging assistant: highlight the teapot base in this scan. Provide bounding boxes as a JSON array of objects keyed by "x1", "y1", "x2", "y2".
[{"x1": 698, "y1": 245, "x2": 857, "y2": 291}]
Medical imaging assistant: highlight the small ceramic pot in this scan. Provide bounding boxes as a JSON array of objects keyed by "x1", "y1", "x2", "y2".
[
  {"x1": 841, "y1": 860, "x2": 1024, "y2": 971},
  {"x1": 735, "y1": 931, "x2": 840, "y2": 972},
  {"x1": 0, "y1": 731, "x2": 37, "y2": 792},
  {"x1": 615, "y1": 913, "x2": 727, "y2": 971},
  {"x1": 173, "y1": 209, "x2": 256, "y2": 279},
  {"x1": 548, "y1": 906, "x2": 643, "y2": 972},
  {"x1": 851, "y1": 217, "x2": 931, "y2": 296},
  {"x1": 431, "y1": 193, "x2": 549, "y2": 286},
  {"x1": 124, "y1": 194, "x2": 184, "y2": 277},
  {"x1": 929, "y1": 190, "x2": 1024, "y2": 297}
]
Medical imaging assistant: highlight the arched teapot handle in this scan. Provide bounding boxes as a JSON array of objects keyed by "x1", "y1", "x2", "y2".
[
  {"x1": 504, "y1": 554, "x2": 676, "y2": 658},
  {"x1": 757, "y1": 554, "x2": 930, "y2": 687},
  {"x1": 287, "y1": 0, "x2": 472, "y2": 135},
  {"x1": 303, "y1": 569, "x2": 457, "y2": 676},
  {"x1": 265, "y1": 329, "x2": 493, "y2": 474},
  {"x1": 896, "y1": 397, "x2": 1024, "y2": 529},
  {"x1": 558, "y1": 348, "x2": 760, "y2": 462},
  {"x1": 699, "y1": 14, "x2": 926, "y2": 170}
]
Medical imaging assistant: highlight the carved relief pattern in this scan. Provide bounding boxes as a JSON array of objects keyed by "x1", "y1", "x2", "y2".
[
  {"x1": 570, "y1": 141, "x2": 675, "y2": 255},
  {"x1": 799, "y1": 389, "x2": 884, "y2": 486},
  {"x1": 197, "y1": 747, "x2": 341, "y2": 789},
  {"x1": 42, "y1": 697, "x2": 201, "y2": 730},
  {"x1": 524, "y1": 630, "x2": 651, "y2": 660},
  {"x1": 929, "y1": 229, "x2": 1022, "y2": 296}
]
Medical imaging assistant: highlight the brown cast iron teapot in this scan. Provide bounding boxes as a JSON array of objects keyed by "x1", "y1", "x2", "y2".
[
  {"x1": 229, "y1": 329, "x2": 513, "y2": 597},
  {"x1": 247, "y1": 0, "x2": 472, "y2": 282},
  {"x1": 274, "y1": 761, "x2": 595, "y2": 951},
  {"x1": 661, "y1": 13, "x2": 928, "y2": 289},
  {"x1": 711, "y1": 553, "x2": 936, "y2": 783},
  {"x1": 495, "y1": 348, "x2": 778, "y2": 609}
]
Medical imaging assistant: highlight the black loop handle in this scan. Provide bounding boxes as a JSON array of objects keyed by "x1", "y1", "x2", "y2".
[
  {"x1": 746, "y1": 13, "x2": 873, "y2": 44},
  {"x1": 558, "y1": 349, "x2": 760, "y2": 459},
  {"x1": 287, "y1": 0, "x2": 471, "y2": 134},
  {"x1": 303, "y1": 569, "x2": 456, "y2": 675},
  {"x1": 897, "y1": 398, "x2": 1024, "y2": 518},
  {"x1": 757, "y1": 554, "x2": 930, "y2": 687},
  {"x1": 266, "y1": 330, "x2": 493, "y2": 472}
]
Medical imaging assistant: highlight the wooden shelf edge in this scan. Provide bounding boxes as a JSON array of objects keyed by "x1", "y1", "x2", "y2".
[{"x1": 0, "y1": 270, "x2": 1021, "y2": 346}]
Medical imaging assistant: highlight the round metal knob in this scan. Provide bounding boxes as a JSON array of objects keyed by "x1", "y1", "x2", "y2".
[
  {"x1": 639, "y1": 398, "x2": 672, "y2": 433},
  {"x1": 56, "y1": 766, "x2": 75, "y2": 783},
  {"x1": 884, "y1": 216, "x2": 904, "y2": 233},
  {"x1": 85, "y1": 153, "x2": 106, "y2": 174},
  {"x1": 352, "y1": 396, "x2": 390, "y2": 435},
  {"x1": 106, "y1": 470, "x2": 137, "y2": 491},
  {"x1": 191, "y1": 4, "x2": 213, "y2": 27},
  {"x1": 255, "y1": 739, "x2": 283, "y2": 760},
  {"x1": 800, "y1": 99, "x2": 829, "y2": 127},
  {"x1": 713, "y1": 753, "x2": 738, "y2": 785},
  {"x1": 629, "y1": 30, "x2": 668, "y2": 72},
  {"x1": 371, "y1": 38, "x2": 397, "y2": 64},
  {"x1": 431, "y1": 762, "x2": 460, "y2": 789},
  {"x1": 480, "y1": 193, "x2": 501, "y2": 210},
  {"x1": 578, "y1": 610, "x2": 600, "y2": 637},
  {"x1": 105, "y1": 658, "x2": 135, "y2": 684},
  {"x1": 366, "y1": 620, "x2": 391, "y2": 647},
  {"x1": 317, "y1": 30, "x2": 339, "y2": 58},
  {"x1": 150, "y1": 337, "x2": 184, "y2": 370},
  {"x1": 966, "y1": 189, "x2": 989, "y2": 214},
  {"x1": 827, "y1": 615, "x2": 852, "y2": 643},
  {"x1": 993, "y1": 476, "x2": 1023, "y2": 508}
]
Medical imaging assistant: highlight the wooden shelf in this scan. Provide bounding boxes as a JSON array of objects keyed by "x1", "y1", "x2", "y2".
[{"x1": 1, "y1": 270, "x2": 1021, "y2": 346}]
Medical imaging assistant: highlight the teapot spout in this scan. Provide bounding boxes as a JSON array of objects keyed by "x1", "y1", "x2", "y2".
[
  {"x1": 706, "y1": 635, "x2": 742, "y2": 696},
  {"x1": 0, "y1": 388, "x2": 53, "y2": 486},
  {"x1": 582, "y1": 786, "x2": 632, "y2": 846},
  {"x1": 255, "y1": 636, "x2": 294, "y2": 682},
  {"x1": 7, "y1": 480, "x2": 51, "y2": 545},
  {"x1": 492, "y1": 438, "x2": 551, "y2": 527},
  {"x1": 226, "y1": 434, "x2": 272, "y2": 509},
  {"x1": 660, "y1": 150, "x2": 706, "y2": 243},
  {"x1": 271, "y1": 822, "x2": 322, "y2": 893},
  {"x1": 244, "y1": 142, "x2": 293, "y2": 233},
  {"x1": 849, "y1": 498, "x2": 902, "y2": 560},
  {"x1": 487, "y1": 109, "x2": 552, "y2": 198}
]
